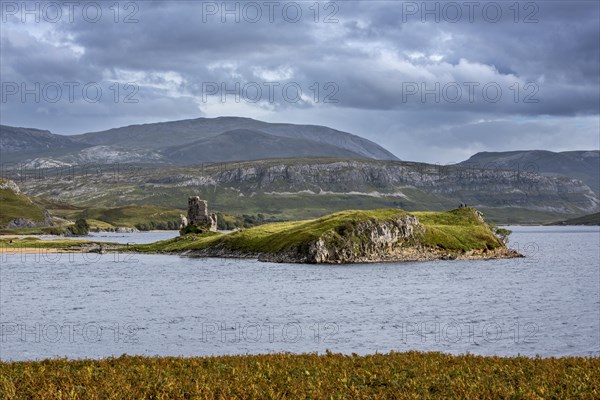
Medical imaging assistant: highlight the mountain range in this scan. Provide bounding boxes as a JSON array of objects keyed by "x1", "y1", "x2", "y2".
[
  {"x1": 0, "y1": 117, "x2": 397, "y2": 166},
  {"x1": 1, "y1": 118, "x2": 598, "y2": 224}
]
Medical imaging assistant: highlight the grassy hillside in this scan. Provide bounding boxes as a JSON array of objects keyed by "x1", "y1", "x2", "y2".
[
  {"x1": 74, "y1": 205, "x2": 184, "y2": 230},
  {"x1": 413, "y1": 209, "x2": 503, "y2": 251},
  {"x1": 54, "y1": 206, "x2": 281, "y2": 231},
  {"x1": 550, "y1": 212, "x2": 600, "y2": 226},
  {"x1": 1, "y1": 352, "x2": 598, "y2": 399},
  {"x1": 0, "y1": 179, "x2": 46, "y2": 227},
  {"x1": 130, "y1": 208, "x2": 504, "y2": 258}
]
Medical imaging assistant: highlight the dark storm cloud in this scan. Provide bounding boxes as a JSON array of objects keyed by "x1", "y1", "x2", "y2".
[{"x1": 0, "y1": 0, "x2": 598, "y2": 162}]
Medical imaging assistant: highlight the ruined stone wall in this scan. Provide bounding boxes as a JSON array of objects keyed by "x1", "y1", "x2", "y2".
[{"x1": 183, "y1": 196, "x2": 217, "y2": 232}]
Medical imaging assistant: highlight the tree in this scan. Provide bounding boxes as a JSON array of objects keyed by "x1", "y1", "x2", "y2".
[
  {"x1": 69, "y1": 218, "x2": 90, "y2": 236},
  {"x1": 491, "y1": 226, "x2": 512, "y2": 245}
]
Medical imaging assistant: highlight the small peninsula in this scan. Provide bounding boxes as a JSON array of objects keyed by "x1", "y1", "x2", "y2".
[{"x1": 128, "y1": 202, "x2": 521, "y2": 264}]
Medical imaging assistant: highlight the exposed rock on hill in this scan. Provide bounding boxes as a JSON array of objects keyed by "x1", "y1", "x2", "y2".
[
  {"x1": 8, "y1": 158, "x2": 599, "y2": 224},
  {"x1": 459, "y1": 150, "x2": 600, "y2": 193}
]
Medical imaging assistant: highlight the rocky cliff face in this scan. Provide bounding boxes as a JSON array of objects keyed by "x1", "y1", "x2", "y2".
[
  {"x1": 305, "y1": 213, "x2": 422, "y2": 263},
  {"x1": 459, "y1": 150, "x2": 600, "y2": 193},
  {"x1": 209, "y1": 159, "x2": 589, "y2": 192},
  {"x1": 7, "y1": 158, "x2": 599, "y2": 221},
  {"x1": 207, "y1": 159, "x2": 599, "y2": 213}
]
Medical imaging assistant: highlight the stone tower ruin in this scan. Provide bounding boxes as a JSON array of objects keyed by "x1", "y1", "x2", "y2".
[{"x1": 181, "y1": 196, "x2": 218, "y2": 232}]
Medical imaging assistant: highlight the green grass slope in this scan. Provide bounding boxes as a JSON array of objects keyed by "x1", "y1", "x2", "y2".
[
  {"x1": 76, "y1": 205, "x2": 184, "y2": 230},
  {"x1": 0, "y1": 179, "x2": 46, "y2": 227},
  {"x1": 413, "y1": 209, "x2": 503, "y2": 251}
]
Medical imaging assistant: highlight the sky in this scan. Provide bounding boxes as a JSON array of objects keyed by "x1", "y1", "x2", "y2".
[{"x1": 1, "y1": 0, "x2": 599, "y2": 163}]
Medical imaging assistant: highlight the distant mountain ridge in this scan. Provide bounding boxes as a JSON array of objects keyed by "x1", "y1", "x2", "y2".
[
  {"x1": 0, "y1": 117, "x2": 398, "y2": 165},
  {"x1": 0, "y1": 125, "x2": 87, "y2": 162},
  {"x1": 163, "y1": 129, "x2": 367, "y2": 163},
  {"x1": 459, "y1": 150, "x2": 600, "y2": 193},
  {"x1": 3, "y1": 120, "x2": 598, "y2": 223}
]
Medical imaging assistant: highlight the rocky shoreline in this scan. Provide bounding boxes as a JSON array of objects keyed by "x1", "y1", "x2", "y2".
[{"x1": 168, "y1": 245, "x2": 523, "y2": 264}]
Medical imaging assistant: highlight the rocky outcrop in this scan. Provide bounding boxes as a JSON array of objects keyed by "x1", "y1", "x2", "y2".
[
  {"x1": 305, "y1": 214, "x2": 422, "y2": 263},
  {"x1": 0, "y1": 178, "x2": 21, "y2": 194},
  {"x1": 7, "y1": 211, "x2": 52, "y2": 229},
  {"x1": 6, "y1": 218, "x2": 39, "y2": 229},
  {"x1": 179, "y1": 214, "x2": 188, "y2": 230},
  {"x1": 253, "y1": 245, "x2": 522, "y2": 264}
]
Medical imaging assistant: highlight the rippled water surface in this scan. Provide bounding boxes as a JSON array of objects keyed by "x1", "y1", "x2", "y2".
[
  {"x1": 39, "y1": 231, "x2": 180, "y2": 244},
  {"x1": 1, "y1": 226, "x2": 598, "y2": 361}
]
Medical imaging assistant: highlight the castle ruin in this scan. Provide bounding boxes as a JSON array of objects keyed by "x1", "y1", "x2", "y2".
[{"x1": 180, "y1": 196, "x2": 218, "y2": 233}]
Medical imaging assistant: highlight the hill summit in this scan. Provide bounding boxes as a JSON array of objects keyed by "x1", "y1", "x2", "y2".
[{"x1": 0, "y1": 117, "x2": 398, "y2": 165}]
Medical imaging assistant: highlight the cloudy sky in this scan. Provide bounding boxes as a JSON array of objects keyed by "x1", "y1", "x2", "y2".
[{"x1": 1, "y1": 0, "x2": 599, "y2": 163}]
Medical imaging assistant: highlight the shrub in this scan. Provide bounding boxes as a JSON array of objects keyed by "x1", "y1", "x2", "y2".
[
  {"x1": 492, "y1": 226, "x2": 512, "y2": 244},
  {"x1": 67, "y1": 218, "x2": 90, "y2": 236}
]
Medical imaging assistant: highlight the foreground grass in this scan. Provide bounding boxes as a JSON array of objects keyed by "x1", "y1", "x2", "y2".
[{"x1": 1, "y1": 352, "x2": 598, "y2": 399}]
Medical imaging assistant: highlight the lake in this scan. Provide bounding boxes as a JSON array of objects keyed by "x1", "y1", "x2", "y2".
[
  {"x1": 1, "y1": 226, "x2": 598, "y2": 361},
  {"x1": 39, "y1": 231, "x2": 181, "y2": 244}
]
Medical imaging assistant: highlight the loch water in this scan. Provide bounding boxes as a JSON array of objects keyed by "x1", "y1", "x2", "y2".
[{"x1": 1, "y1": 226, "x2": 598, "y2": 361}]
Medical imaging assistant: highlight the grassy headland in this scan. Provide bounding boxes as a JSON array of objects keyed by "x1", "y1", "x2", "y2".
[
  {"x1": 129, "y1": 207, "x2": 517, "y2": 263},
  {"x1": 1, "y1": 352, "x2": 598, "y2": 399}
]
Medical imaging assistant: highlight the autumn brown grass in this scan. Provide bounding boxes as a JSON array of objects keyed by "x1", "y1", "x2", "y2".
[{"x1": 1, "y1": 352, "x2": 598, "y2": 399}]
